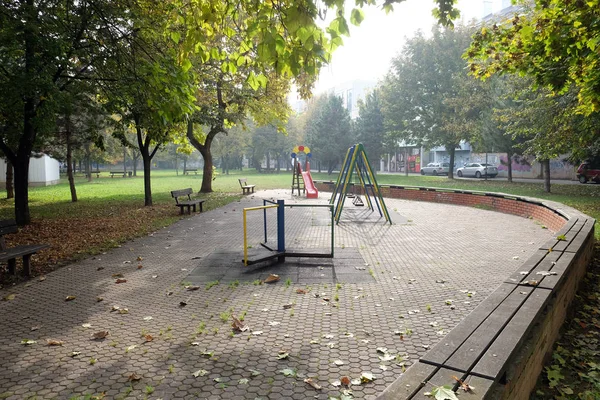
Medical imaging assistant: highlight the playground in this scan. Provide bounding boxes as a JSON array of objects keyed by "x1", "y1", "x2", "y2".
[{"x1": 0, "y1": 184, "x2": 558, "y2": 399}]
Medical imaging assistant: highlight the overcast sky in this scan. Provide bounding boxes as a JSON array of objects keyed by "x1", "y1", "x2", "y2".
[{"x1": 313, "y1": 0, "x2": 505, "y2": 94}]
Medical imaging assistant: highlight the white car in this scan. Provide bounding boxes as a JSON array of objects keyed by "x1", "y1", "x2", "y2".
[
  {"x1": 456, "y1": 163, "x2": 498, "y2": 178},
  {"x1": 420, "y1": 162, "x2": 450, "y2": 176}
]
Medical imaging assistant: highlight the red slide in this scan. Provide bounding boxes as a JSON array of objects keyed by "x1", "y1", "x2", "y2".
[{"x1": 301, "y1": 170, "x2": 319, "y2": 199}]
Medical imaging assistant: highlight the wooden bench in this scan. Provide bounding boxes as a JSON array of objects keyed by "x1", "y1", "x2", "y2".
[
  {"x1": 238, "y1": 178, "x2": 255, "y2": 195},
  {"x1": 110, "y1": 171, "x2": 126, "y2": 178},
  {"x1": 183, "y1": 168, "x2": 198, "y2": 175},
  {"x1": 171, "y1": 188, "x2": 205, "y2": 215},
  {"x1": 0, "y1": 220, "x2": 48, "y2": 276},
  {"x1": 85, "y1": 170, "x2": 101, "y2": 178}
]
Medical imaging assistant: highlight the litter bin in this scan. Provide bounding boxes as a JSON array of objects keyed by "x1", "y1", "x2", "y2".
[{"x1": 128, "y1": 171, "x2": 132, "y2": 177}]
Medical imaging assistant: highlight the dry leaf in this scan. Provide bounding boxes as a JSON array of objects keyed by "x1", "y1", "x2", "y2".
[
  {"x1": 304, "y1": 378, "x2": 322, "y2": 390},
  {"x1": 277, "y1": 351, "x2": 289, "y2": 359},
  {"x1": 340, "y1": 376, "x2": 351, "y2": 386},
  {"x1": 525, "y1": 280, "x2": 538, "y2": 286},
  {"x1": 46, "y1": 339, "x2": 64, "y2": 346},
  {"x1": 179, "y1": 301, "x2": 187, "y2": 307},
  {"x1": 3, "y1": 294, "x2": 16, "y2": 301},
  {"x1": 137, "y1": 265, "x2": 143, "y2": 270},
  {"x1": 111, "y1": 305, "x2": 121, "y2": 312},
  {"x1": 128, "y1": 373, "x2": 142, "y2": 381},
  {"x1": 92, "y1": 331, "x2": 109, "y2": 340},
  {"x1": 282, "y1": 303, "x2": 294, "y2": 309},
  {"x1": 97, "y1": 266, "x2": 105, "y2": 271},
  {"x1": 112, "y1": 273, "x2": 124, "y2": 278},
  {"x1": 39, "y1": 276, "x2": 46, "y2": 281},
  {"x1": 115, "y1": 279, "x2": 127, "y2": 284},
  {"x1": 452, "y1": 376, "x2": 475, "y2": 392},
  {"x1": 118, "y1": 308, "x2": 129, "y2": 314},
  {"x1": 82, "y1": 323, "x2": 92, "y2": 329},
  {"x1": 96, "y1": 297, "x2": 104, "y2": 302},
  {"x1": 30, "y1": 326, "x2": 40, "y2": 331},
  {"x1": 143, "y1": 334, "x2": 153, "y2": 342},
  {"x1": 20, "y1": 339, "x2": 37, "y2": 345},
  {"x1": 296, "y1": 289, "x2": 307, "y2": 294},
  {"x1": 186, "y1": 286, "x2": 200, "y2": 291},
  {"x1": 193, "y1": 369, "x2": 208, "y2": 377},
  {"x1": 65, "y1": 296, "x2": 76, "y2": 301},
  {"x1": 136, "y1": 256, "x2": 143, "y2": 261},
  {"x1": 264, "y1": 274, "x2": 280, "y2": 283},
  {"x1": 143, "y1": 316, "x2": 153, "y2": 321},
  {"x1": 231, "y1": 317, "x2": 249, "y2": 332}
]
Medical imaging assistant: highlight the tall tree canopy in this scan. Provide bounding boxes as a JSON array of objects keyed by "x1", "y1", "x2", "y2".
[
  {"x1": 354, "y1": 89, "x2": 386, "y2": 165},
  {"x1": 381, "y1": 25, "x2": 475, "y2": 178},
  {"x1": 467, "y1": 0, "x2": 600, "y2": 116}
]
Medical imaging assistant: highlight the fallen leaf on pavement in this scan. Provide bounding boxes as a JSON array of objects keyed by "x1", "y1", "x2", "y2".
[
  {"x1": 118, "y1": 308, "x2": 129, "y2": 314},
  {"x1": 39, "y1": 276, "x2": 46, "y2": 281},
  {"x1": 360, "y1": 372, "x2": 375, "y2": 383},
  {"x1": 92, "y1": 331, "x2": 109, "y2": 340},
  {"x1": 3, "y1": 294, "x2": 16, "y2": 301},
  {"x1": 30, "y1": 326, "x2": 40, "y2": 331},
  {"x1": 112, "y1": 273, "x2": 124, "y2": 278},
  {"x1": 186, "y1": 286, "x2": 200, "y2": 291},
  {"x1": 128, "y1": 373, "x2": 142, "y2": 381},
  {"x1": 452, "y1": 375, "x2": 475, "y2": 392},
  {"x1": 340, "y1": 376, "x2": 351, "y2": 386},
  {"x1": 46, "y1": 339, "x2": 64, "y2": 346},
  {"x1": 304, "y1": 378, "x2": 322, "y2": 390},
  {"x1": 278, "y1": 351, "x2": 289, "y2": 359},
  {"x1": 283, "y1": 303, "x2": 294, "y2": 309},
  {"x1": 20, "y1": 339, "x2": 36, "y2": 345},
  {"x1": 280, "y1": 368, "x2": 296, "y2": 377},
  {"x1": 143, "y1": 334, "x2": 153, "y2": 342},
  {"x1": 115, "y1": 279, "x2": 127, "y2": 284},
  {"x1": 65, "y1": 296, "x2": 76, "y2": 301},
  {"x1": 193, "y1": 369, "x2": 208, "y2": 377},
  {"x1": 82, "y1": 323, "x2": 92, "y2": 328},
  {"x1": 96, "y1": 297, "x2": 104, "y2": 302},
  {"x1": 296, "y1": 289, "x2": 307, "y2": 294},
  {"x1": 231, "y1": 317, "x2": 249, "y2": 332},
  {"x1": 264, "y1": 274, "x2": 280, "y2": 283}
]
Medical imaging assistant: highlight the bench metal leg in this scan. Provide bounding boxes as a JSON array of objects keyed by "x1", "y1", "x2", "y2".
[
  {"x1": 192, "y1": 204, "x2": 197, "y2": 213},
  {"x1": 22, "y1": 255, "x2": 32, "y2": 276},
  {"x1": 8, "y1": 259, "x2": 16, "y2": 275},
  {"x1": 199, "y1": 203, "x2": 203, "y2": 212}
]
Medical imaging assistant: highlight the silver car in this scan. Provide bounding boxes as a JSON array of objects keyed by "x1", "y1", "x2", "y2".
[
  {"x1": 456, "y1": 163, "x2": 498, "y2": 178},
  {"x1": 420, "y1": 162, "x2": 450, "y2": 176}
]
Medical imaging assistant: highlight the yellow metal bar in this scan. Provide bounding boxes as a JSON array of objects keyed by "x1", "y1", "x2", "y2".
[
  {"x1": 243, "y1": 209, "x2": 248, "y2": 266},
  {"x1": 362, "y1": 152, "x2": 391, "y2": 222},
  {"x1": 244, "y1": 204, "x2": 279, "y2": 212}
]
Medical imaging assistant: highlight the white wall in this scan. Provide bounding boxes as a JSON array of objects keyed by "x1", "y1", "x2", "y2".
[{"x1": 0, "y1": 155, "x2": 61, "y2": 186}]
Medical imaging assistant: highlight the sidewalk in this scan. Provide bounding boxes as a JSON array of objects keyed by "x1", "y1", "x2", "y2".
[{"x1": 0, "y1": 190, "x2": 553, "y2": 399}]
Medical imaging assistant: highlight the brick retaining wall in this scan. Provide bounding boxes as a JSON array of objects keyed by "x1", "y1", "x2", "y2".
[{"x1": 314, "y1": 181, "x2": 596, "y2": 400}]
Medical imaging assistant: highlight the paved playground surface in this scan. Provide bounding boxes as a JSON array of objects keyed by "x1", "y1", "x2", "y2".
[{"x1": 0, "y1": 190, "x2": 554, "y2": 400}]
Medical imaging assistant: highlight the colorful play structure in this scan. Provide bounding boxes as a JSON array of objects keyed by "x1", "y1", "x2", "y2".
[
  {"x1": 242, "y1": 199, "x2": 334, "y2": 266},
  {"x1": 330, "y1": 143, "x2": 392, "y2": 224},
  {"x1": 291, "y1": 145, "x2": 318, "y2": 199}
]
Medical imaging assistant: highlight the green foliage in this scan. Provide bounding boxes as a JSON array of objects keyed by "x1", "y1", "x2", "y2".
[
  {"x1": 381, "y1": 25, "x2": 476, "y2": 178},
  {"x1": 305, "y1": 94, "x2": 354, "y2": 174},
  {"x1": 354, "y1": 89, "x2": 386, "y2": 164},
  {"x1": 468, "y1": 0, "x2": 600, "y2": 116}
]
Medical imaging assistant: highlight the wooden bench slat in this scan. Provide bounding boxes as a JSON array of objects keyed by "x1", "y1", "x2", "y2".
[
  {"x1": 442, "y1": 286, "x2": 533, "y2": 373},
  {"x1": 0, "y1": 244, "x2": 49, "y2": 262},
  {"x1": 421, "y1": 283, "x2": 516, "y2": 367},
  {"x1": 471, "y1": 289, "x2": 552, "y2": 380}
]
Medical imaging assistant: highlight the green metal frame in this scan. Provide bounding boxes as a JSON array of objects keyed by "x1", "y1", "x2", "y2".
[{"x1": 329, "y1": 143, "x2": 392, "y2": 224}]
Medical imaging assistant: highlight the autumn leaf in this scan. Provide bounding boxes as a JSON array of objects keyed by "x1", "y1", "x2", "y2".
[
  {"x1": 304, "y1": 378, "x2": 322, "y2": 390},
  {"x1": 39, "y1": 276, "x2": 46, "y2": 281},
  {"x1": 193, "y1": 369, "x2": 208, "y2": 377},
  {"x1": 65, "y1": 296, "x2": 76, "y2": 301},
  {"x1": 264, "y1": 274, "x2": 280, "y2": 283},
  {"x1": 296, "y1": 289, "x2": 307, "y2": 294},
  {"x1": 452, "y1": 375, "x2": 475, "y2": 392},
  {"x1": 431, "y1": 385, "x2": 459, "y2": 400},
  {"x1": 46, "y1": 339, "x2": 64, "y2": 346},
  {"x1": 92, "y1": 331, "x2": 109, "y2": 340},
  {"x1": 112, "y1": 273, "x2": 124, "y2": 278},
  {"x1": 231, "y1": 316, "x2": 249, "y2": 332},
  {"x1": 96, "y1": 297, "x2": 104, "y2": 302},
  {"x1": 137, "y1": 265, "x2": 143, "y2": 270},
  {"x1": 136, "y1": 256, "x2": 143, "y2": 261},
  {"x1": 280, "y1": 368, "x2": 296, "y2": 377},
  {"x1": 144, "y1": 334, "x2": 153, "y2": 342},
  {"x1": 186, "y1": 286, "x2": 200, "y2": 291},
  {"x1": 115, "y1": 279, "x2": 127, "y2": 284},
  {"x1": 20, "y1": 339, "x2": 37, "y2": 345},
  {"x1": 3, "y1": 294, "x2": 16, "y2": 301},
  {"x1": 360, "y1": 372, "x2": 375, "y2": 383},
  {"x1": 277, "y1": 351, "x2": 289, "y2": 359},
  {"x1": 340, "y1": 376, "x2": 351, "y2": 386},
  {"x1": 128, "y1": 373, "x2": 142, "y2": 381}
]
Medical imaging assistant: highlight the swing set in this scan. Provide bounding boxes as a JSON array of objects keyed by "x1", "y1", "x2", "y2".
[{"x1": 330, "y1": 143, "x2": 392, "y2": 224}]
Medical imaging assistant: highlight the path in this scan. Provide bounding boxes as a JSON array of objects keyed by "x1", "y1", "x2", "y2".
[{"x1": 0, "y1": 190, "x2": 553, "y2": 399}]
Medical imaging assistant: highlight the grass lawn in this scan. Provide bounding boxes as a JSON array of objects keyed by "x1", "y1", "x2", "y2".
[{"x1": 0, "y1": 168, "x2": 598, "y2": 281}]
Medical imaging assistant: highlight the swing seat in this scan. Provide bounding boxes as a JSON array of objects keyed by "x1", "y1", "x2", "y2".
[{"x1": 353, "y1": 196, "x2": 364, "y2": 206}]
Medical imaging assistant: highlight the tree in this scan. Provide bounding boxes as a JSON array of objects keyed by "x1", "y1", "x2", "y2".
[
  {"x1": 305, "y1": 94, "x2": 354, "y2": 174},
  {"x1": 354, "y1": 89, "x2": 386, "y2": 168},
  {"x1": 99, "y1": 2, "x2": 196, "y2": 206},
  {"x1": 467, "y1": 1, "x2": 600, "y2": 116},
  {"x1": 381, "y1": 25, "x2": 476, "y2": 178},
  {"x1": 0, "y1": 0, "x2": 133, "y2": 224}
]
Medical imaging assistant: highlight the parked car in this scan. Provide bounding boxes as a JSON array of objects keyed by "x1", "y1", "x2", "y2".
[
  {"x1": 420, "y1": 162, "x2": 450, "y2": 176},
  {"x1": 576, "y1": 162, "x2": 600, "y2": 183},
  {"x1": 456, "y1": 163, "x2": 498, "y2": 178}
]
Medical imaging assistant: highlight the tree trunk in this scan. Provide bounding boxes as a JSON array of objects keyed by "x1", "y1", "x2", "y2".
[
  {"x1": 13, "y1": 157, "x2": 31, "y2": 226},
  {"x1": 66, "y1": 125, "x2": 77, "y2": 202},
  {"x1": 142, "y1": 153, "x2": 152, "y2": 206},
  {"x1": 448, "y1": 146, "x2": 456, "y2": 179},
  {"x1": 404, "y1": 148, "x2": 409, "y2": 176},
  {"x1": 542, "y1": 159, "x2": 551, "y2": 193},
  {"x1": 5, "y1": 160, "x2": 14, "y2": 199},
  {"x1": 507, "y1": 152, "x2": 513, "y2": 183},
  {"x1": 133, "y1": 153, "x2": 139, "y2": 176},
  {"x1": 186, "y1": 120, "x2": 217, "y2": 193},
  {"x1": 84, "y1": 143, "x2": 92, "y2": 182}
]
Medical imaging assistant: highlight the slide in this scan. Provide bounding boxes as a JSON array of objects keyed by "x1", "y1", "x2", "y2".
[{"x1": 301, "y1": 170, "x2": 319, "y2": 199}]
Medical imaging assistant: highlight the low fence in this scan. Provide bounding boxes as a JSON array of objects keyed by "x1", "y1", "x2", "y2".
[{"x1": 314, "y1": 181, "x2": 596, "y2": 400}]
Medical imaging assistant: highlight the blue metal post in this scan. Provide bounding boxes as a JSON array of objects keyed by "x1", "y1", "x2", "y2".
[
  {"x1": 277, "y1": 200, "x2": 285, "y2": 253},
  {"x1": 263, "y1": 200, "x2": 268, "y2": 243}
]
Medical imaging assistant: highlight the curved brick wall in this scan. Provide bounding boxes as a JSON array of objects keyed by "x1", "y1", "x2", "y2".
[{"x1": 315, "y1": 181, "x2": 596, "y2": 400}]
